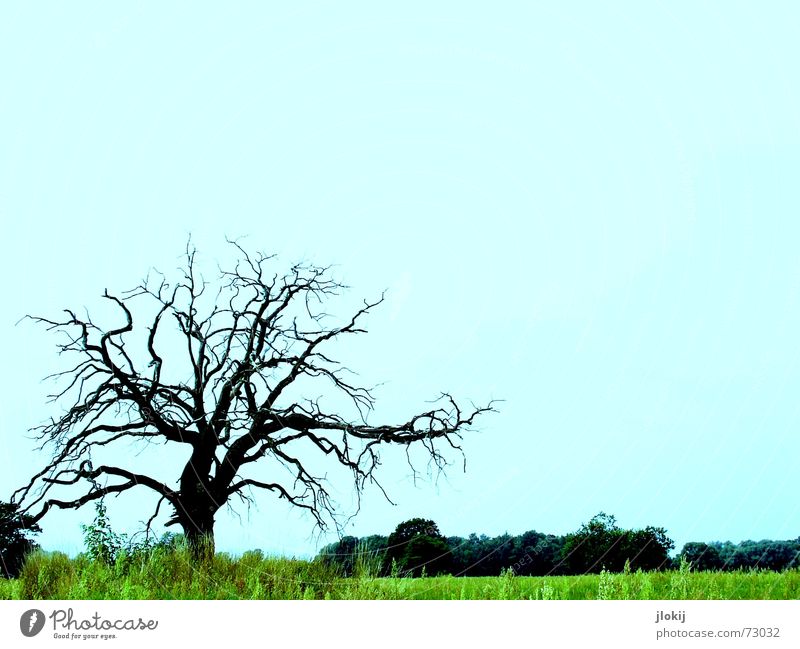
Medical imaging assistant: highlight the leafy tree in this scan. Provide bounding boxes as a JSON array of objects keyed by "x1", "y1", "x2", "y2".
[
  {"x1": 561, "y1": 512, "x2": 621, "y2": 574},
  {"x1": 534, "y1": 535, "x2": 569, "y2": 575},
  {"x1": 679, "y1": 542, "x2": 723, "y2": 571},
  {"x1": 446, "y1": 530, "x2": 567, "y2": 576},
  {"x1": 756, "y1": 540, "x2": 800, "y2": 571},
  {"x1": 561, "y1": 513, "x2": 674, "y2": 574},
  {"x1": 13, "y1": 242, "x2": 494, "y2": 559},
  {"x1": 319, "y1": 534, "x2": 391, "y2": 577},
  {"x1": 713, "y1": 541, "x2": 737, "y2": 569},
  {"x1": 358, "y1": 534, "x2": 389, "y2": 558},
  {"x1": 700, "y1": 539, "x2": 800, "y2": 571},
  {"x1": 319, "y1": 535, "x2": 360, "y2": 576},
  {"x1": 476, "y1": 533, "x2": 514, "y2": 576},
  {"x1": 447, "y1": 533, "x2": 486, "y2": 576},
  {"x1": 621, "y1": 526, "x2": 675, "y2": 571},
  {"x1": 509, "y1": 531, "x2": 566, "y2": 576},
  {"x1": 384, "y1": 518, "x2": 452, "y2": 576},
  {"x1": 0, "y1": 501, "x2": 40, "y2": 578}
]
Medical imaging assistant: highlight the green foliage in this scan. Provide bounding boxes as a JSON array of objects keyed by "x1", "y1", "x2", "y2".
[
  {"x1": 318, "y1": 536, "x2": 359, "y2": 576},
  {"x1": 80, "y1": 499, "x2": 181, "y2": 568},
  {"x1": 352, "y1": 538, "x2": 386, "y2": 579},
  {"x1": 11, "y1": 547, "x2": 342, "y2": 599},
  {"x1": 0, "y1": 501, "x2": 40, "y2": 578},
  {"x1": 318, "y1": 514, "x2": 800, "y2": 579},
  {"x1": 678, "y1": 539, "x2": 800, "y2": 572},
  {"x1": 319, "y1": 535, "x2": 388, "y2": 578},
  {"x1": 668, "y1": 556, "x2": 693, "y2": 598},
  {"x1": 4, "y1": 511, "x2": 800, "y2": 601},
  {"x1": 560, "y1": 512, "x2": 674, "y2": 574},
  {"x1": 597, "y1": 568, "x2": 617, "y2": 599},
  {"x1": 680, "y1": 542, "x2": 723, "y2": 571},
  {"x1": 2, "y1": 549, "x2": 799, "y2": 599},
  {"x1": 384, "y1": 518, "x2": 451, "y2": 577},
  {"x1": 318, "y1": 514, "x2": 677, "y2": 578},
  {"x1": 81, "y1": 500, "x2": 124, "y2": 565},
  {"x1": 401, "y1": 535, "x2": 452, "y2": 578}
]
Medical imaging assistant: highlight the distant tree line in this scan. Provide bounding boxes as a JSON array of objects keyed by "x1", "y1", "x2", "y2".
[
  {"x1": 680, "y1": 540, "x2": 800, "y2": 572},
  {"x1": 318, "y1": 513, "x2": 800, "y2": 577},
  {"x1": 2, "y1": 500, "x2": 799, "y2": 578}
]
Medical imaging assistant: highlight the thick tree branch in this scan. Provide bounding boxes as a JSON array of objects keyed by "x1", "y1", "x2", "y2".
[{"x1": 16, "y1": 240, "x2": 496, "y2": 550}]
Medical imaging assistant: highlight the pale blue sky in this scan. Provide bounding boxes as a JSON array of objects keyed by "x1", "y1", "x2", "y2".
[{"x1": 2, "y1": 2, "x2": 799, "y2": 557}]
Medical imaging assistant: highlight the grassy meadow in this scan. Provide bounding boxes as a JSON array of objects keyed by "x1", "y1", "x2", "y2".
[{"x1": 1, "y1": 549, "x2": 799, "y2": 600}]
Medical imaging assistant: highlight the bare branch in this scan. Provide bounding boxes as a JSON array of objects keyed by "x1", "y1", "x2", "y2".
[{"x1": 16, "y1": 239, "x2": 496, "y2": 553}]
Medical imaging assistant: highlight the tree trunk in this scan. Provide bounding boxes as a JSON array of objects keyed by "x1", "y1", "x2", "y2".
[
  {"x1": 178, "y1": 447, "x2": 218, "y2": 562},
  {"x1": 183, "y1": 512, "x2": 216, "y2": 562},
  {"x1": 176, "y1": 495, "x2": 217, "y2": 562}
]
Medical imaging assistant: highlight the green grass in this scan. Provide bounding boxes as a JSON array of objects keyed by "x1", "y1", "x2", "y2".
[{"x1": 2, "y1": 550, "x2": 799, "y2": 599}]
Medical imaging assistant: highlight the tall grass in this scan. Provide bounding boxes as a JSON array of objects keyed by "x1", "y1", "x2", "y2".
[
  {"x1": 2, "y1": 549, "x2": 799, "y2": 599},
  {"x1": 10, "y1": 548, "x2": 338, "y2": 600}
]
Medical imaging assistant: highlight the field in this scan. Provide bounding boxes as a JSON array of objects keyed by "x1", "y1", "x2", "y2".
[{"x1": 1, "y1": 550, "x2": 799, "y2": 600}]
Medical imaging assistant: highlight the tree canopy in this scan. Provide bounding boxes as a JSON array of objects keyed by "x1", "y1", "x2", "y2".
[
  {"x1": 383, "y1": 518, "x2": 452, "y2": 577},
  {"x1": 13, "y1": 242, "x2": 494, "y2": 558},
  {"x1": 0, "y1": 501, "x2": 40, "y2": 578},
  {"x1": 560, "y1": 512, "x2": 674, "y2": 573},
  {"x1": 319, "y1": 513, "x2": 681, "y2": 577}
]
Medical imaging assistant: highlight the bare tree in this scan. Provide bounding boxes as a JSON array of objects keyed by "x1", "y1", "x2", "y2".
[{"x1": 13, "y1": 242, "x2": 494, "y2": 558}]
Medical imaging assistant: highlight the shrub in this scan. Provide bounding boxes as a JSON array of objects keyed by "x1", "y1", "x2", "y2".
[{"x1": 0, "y1": 501, "x2": 41, "y2": 578}]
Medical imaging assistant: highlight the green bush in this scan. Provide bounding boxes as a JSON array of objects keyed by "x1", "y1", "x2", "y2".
[{"x1": 0, "y1": 501, "x2": 41, "y2": 578}]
